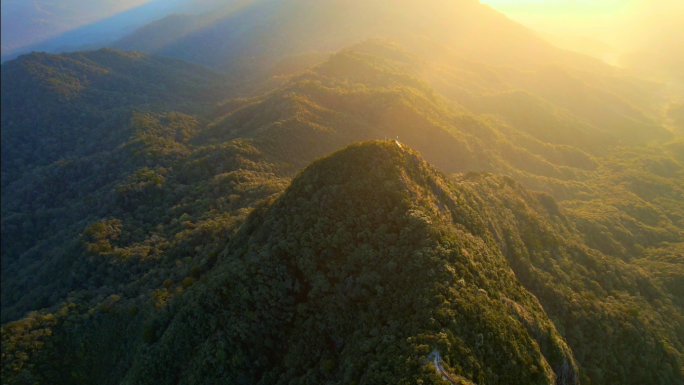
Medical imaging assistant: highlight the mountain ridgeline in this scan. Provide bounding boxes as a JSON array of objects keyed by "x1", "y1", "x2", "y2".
[
  {"x1": 0, "y1": 48, "x2": 232, "y2": 186},
  {"x1": 110, "y1": 0, "x2": 611, "y2": 79},
  {"x1": 1, "y1": 2, "x2": 683, "y2": 384},
  {"x1": 4, "y1": 141, "x2": 583, "y2": 384},
  {"x1": 93, "y1": 141, "x2": 581, "y2": 384}
]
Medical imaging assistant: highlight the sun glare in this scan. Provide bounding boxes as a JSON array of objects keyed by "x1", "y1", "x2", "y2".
[{"x1": 480, "y1": 0, "x2": 683, "y2": 53}]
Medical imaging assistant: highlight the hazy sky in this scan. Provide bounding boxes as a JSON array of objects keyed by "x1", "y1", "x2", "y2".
[
  {"x1": 0, "y1": 0, "x2": 231, "y2": 54},
  {"x1": 480, "y1": 0, "x2": 684, "y2": 52},
  {"x1": 0, "y1": 0, "x2": 151, "y2": 51},
  {"x1": 3, "y1": 0, "x2": 682, "y2": 56}
]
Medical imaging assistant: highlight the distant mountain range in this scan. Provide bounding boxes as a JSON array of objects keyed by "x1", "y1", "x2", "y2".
[
  {"x1": 111, "y1": 0, "x2": 612, "y2": 76},
  {"x1": 5, "y1": 0, "x2": 681, "y2": 84},
  {"x1": 0, "y1": 0, "x2": 252, "y2": 62}
]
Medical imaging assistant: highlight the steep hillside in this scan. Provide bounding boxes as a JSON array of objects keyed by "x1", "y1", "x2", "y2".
[
  {"x1": 0, "y1": 112, "x2": 290, "y2": 322},
  {"x1": 2, "y1": 142, "x2": 579, "y2": 384},
  {"x1": 343, "y1": 40, "x2": 668, "y2": 144},
  {"x1": 0, "y1": 49, "x2": 231, "y2": 183},
  {"x1": 454, "y1": 170, "x2": 683, "y2": 383},
  {"x1": 201, "y1": 44, "x2": 600, "y2": 177},
  {"x1": 2, "y1": 142, "x2": 681, "y2": 384},
  {"x1": 121, "y1": 141, "x2": 581, "y2": 384},
  {"x1": 110, "y1": 1, "x2": 253, "y2": 54},
  {"x1": 201, "y1": 40, "x2": 674, "y2": 198},
  {"x1": 1, "y1": 39, "x2": 682, "y2": 384}
]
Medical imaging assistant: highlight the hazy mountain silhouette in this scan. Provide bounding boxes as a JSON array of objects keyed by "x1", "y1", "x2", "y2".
[
  {"x1": 112, "y1": 0, "x2": 613, "y2": 78},
  {"x1": 0, "y1": 0, "x2": 251, "y2": 63}
]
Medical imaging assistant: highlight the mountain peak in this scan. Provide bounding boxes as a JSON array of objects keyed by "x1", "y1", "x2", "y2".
[{"x1": 122, "y1": 139, "x2": 578, "y2": 383}]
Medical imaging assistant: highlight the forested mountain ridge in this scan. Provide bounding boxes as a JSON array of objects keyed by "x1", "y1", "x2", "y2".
[
  {"x1": 2, "y1": 139, "x2": 681, "y2": 383},
  {"x1": 2, "y1": 141, "x2": 579, "y2": 384},
  {"x1": 89, "y1": 141, "x2": 582, "y2": 384},
  {"x1": 0, "y1": 48, "x2": 232, "y2": 186},
  {"x1": 1, "y1": 27, "x2": 682, "y2": 385}
]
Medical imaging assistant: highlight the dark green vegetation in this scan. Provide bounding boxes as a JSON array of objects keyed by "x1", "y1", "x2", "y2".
[
  {"x1": 1, "y1": 5, "x2": 683, "y2": 384},
  {"x1": 10, "y1": 142, "x2": 581, "y2": 384},
  {"x1": 0, "y1": 48, "x2": 232, "y2": 185}
]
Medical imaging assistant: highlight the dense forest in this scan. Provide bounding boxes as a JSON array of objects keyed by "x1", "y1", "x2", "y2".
[{"x1": 1, "y1": 1, "x2": 683, "y2": 384}]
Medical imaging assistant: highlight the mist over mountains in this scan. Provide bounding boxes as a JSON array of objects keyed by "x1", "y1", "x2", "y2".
[
  {"x1": 111, "y1": 0, "x2": 611, "y2": 76},
  {"x1": 1, "y1": 1, "x2": 682, "y2": 384},
  {"x1": 0, "y1": 0, "x2": 251, "y2": 62},
  {"x1": 6, "y1": 0, "x2": 681, "y2": 83}
]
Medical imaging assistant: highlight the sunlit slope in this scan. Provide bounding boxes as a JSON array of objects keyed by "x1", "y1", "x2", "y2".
[
  {"x1": 2, "y1": 141, "x2": 681, "y2": 384},
  {"x1": 197, "y1": 49, "x2": 683, "y2": 383},
  {"x1": 201, "y1": 40, "x2": 671, "y2": 185},
  {"x1": 201, "y1": 42, "x2": 682, "y2": 255},
  {"x1": 1, "y1": 40, "x2": 682, "y2": 384},
  {"x1": 454, "y1": 170, "x2": 683, "y2": 383},
  {"x1": 126, "y1": 141, "x2": 582, "y2": 384},
  {"x1": 342, "y1": 40, "x2": 669, "y2": 145},
  {"x1": 0, "y1": 49, "x2": 231, "y2": 182},
  {"x1": 112, "y1": 0, "x2": 611, "y2": 77},
  {"x1": 202, "y1": 45, "x2": 599, "y2": 180},
  {"x1": 1, "y1": 141, "x2": 581, "y2": 384}
]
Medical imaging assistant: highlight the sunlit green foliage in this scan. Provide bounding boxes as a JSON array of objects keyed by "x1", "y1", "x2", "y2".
[{"x1": 1, "y1": 39, "x2": 682, "y2": 384}]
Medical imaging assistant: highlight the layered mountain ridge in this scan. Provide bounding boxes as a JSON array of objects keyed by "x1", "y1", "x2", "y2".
[
  {"x1": 4, "y1": 141, "x2": 583, "y2": 384},
  {"x1": 111, "y1": 0, "x2": 612, "y2": 78},
  {"x1": 0, "y1": 48, "x2": 232, "y2": 185},
  {"x1": 120, "y1": 141, "x2": 580, "y2": 384},
  {"x1": 1, "y1": 3, "x2": 682, "y2": 384}
]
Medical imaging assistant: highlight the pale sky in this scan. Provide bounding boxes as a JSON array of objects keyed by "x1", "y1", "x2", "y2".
[
  {"x1": 3, "y1": 0, "x2": 682, "y2": 57},
  {"x1": 0, "y1": 0, "x2": 226, "y2": 53},
  {"x1": 479, "y1": 0, "x2": 684, "y2": 52},
  {"x1": 0, "y1": 0, "x2": 151, "y2": 51}
]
